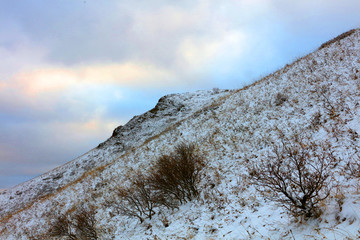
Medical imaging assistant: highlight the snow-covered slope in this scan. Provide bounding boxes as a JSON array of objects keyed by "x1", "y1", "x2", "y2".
[
  {"x1": 1, "y1": 29, "x2": 360, "y2": 239},
  {"x1": 0, "y1": 90, "x2": 231, "y2": 220}
]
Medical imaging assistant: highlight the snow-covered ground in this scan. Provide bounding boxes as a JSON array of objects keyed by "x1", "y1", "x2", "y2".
[{"x1": 1, "y1": 29, "x2": 360, "y2": 239}]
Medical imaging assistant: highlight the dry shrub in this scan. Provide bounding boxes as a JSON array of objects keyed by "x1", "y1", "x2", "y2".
[
  {"x1": 345, "y1": 153, "x2": 360, "y2": 178},
  {"x1": 343, "y1": 130, "x2": 360, "y2": 178},
  {"x1": 274, "y1": 92, "x2": 288, "y2": 106},
  {"x1": 248, "y1": 136, "x2": 339, "y2": 218},
  {"x1": 148, "y1": 143, "x2": 205, "y2": 209},
  {"x1": 107, "y1": 143, "x2": 206, "y2": 222},
  {"x1": 310, "y1": 111, "x2": 322, "y2": 130},
  {"x1": 48, "y1": 205, "x2": 98, "y2": 239},
  {"x1": 316, "y1": 85, "x2": 340, "y2": 120},
  {"x1": 108, "y1": 175, "x2": 158, "y2": 223},
  {"x1": 48, "y1": 213, "x2": 77, "y2": 240},
  {"x1": 74, "y1": 207, "x2": 98, "y2": 240}
]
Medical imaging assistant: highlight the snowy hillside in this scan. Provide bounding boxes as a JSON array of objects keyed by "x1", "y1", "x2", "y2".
[
  {"x1": 0, "y1": 90, "x2": 232, "y2": 222},
  {"x1": 1, "y1": 29, "x2": 360, "y2": 239}
]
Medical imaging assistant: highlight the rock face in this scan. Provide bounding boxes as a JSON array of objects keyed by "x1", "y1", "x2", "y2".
[
  {"x1": 0, "y1": 89, "x2": 231, "y2": 220},
  {"x1": 108, "y1": 94, "x2": 188, "y2": 146},
  {"x1": 102, "y1": 90, "x2": 231, "y2": 151}
]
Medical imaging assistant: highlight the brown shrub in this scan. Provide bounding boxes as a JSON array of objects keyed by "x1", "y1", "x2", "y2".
[
  {"x1": 148, "y1": 143, "x2": 206, "y2": 209},
  {"x1": 274, "y1": 92, "x2": 288, "y2": 106},
  {"x1": 73, "y1": 207, "x2": 98, "y2": 240},
  {"x1": 48, "y1": 213, "x2": 77, "y2": 240},
  {"x1": 345, "y1": 153, "x2": 360, "y2": 178},
  {"x1": 48, "y1": 205, "x2": 98, "y2": 240},
  {"x1": 108, "y1": 175, "x2": 158, "y2": 223},
  {"x1": 107, "y1": 143, "x2": 206, "y2": 222}
]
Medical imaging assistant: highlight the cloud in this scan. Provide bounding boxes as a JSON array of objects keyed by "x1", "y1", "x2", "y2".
[
  {"x1": 1, "y1": 0, "x2": 360, "y2": 189},
  {"x1": 0, "y1": 37, "x2": 49, "y2": 79},
  {"x1": 11, "y1": 62, "x2": 174, "y2": 94},
  {"x1": 2, "y1": 0, "x2": 360, "y2": 69},
  {"x1": 177, "y1": 30, "x2": 246, "y2": 71},
  {"x1": 0, "y1": 60, "x2": 177, "y2": 120}
]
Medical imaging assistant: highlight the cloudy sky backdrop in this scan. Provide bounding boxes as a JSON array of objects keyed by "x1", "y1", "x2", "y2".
[{"x1": 1, "y1": 0, "x2": 360, "y2": 188}]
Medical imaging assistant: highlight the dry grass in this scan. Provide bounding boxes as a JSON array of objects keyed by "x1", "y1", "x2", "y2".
[{"x1": 319, "y1": 29, "x2": 356, "y2": 50}]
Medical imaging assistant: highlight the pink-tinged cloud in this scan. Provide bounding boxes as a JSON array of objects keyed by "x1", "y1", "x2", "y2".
[
  {"x1": 0, "y1": 62, "x2": 177, "y2": 115},
  {"x1": 8, "y1": 62, "x2": 174, "y2": 96}
]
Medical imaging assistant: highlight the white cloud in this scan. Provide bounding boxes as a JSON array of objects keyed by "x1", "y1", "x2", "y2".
[
  {"x1": 177, "y1": 30, "x2": 246, "y2": 71},
  {"x1": 0, "y1": 38, "x2": 49, "y2": 80},
  {"x1": 1, "y1": 0, "x2": 360, "y2": 188}
]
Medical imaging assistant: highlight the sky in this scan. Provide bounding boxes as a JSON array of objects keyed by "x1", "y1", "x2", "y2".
[{"x1": 0, "y1": 0, "x2": 360, "y2": 188}]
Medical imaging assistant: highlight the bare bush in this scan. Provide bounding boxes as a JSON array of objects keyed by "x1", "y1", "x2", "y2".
[
  {"x1": 345, "y1": 153, "x2": 360, "y2": 178},
  {"x1": 310, "y1": 111, "x2": 322, "y2": 130},
  {"x1": 48, "y1": 213, "x2": 77, "y2": 240},
  {"x1": 274, "y1": 92, "x2": 288, "y2": 106},
  {"x1": 106, "y1": 143, "x2": 206, "y2": 222},
  {"x1": 109, "y1": 175, "x2": 158, "y2": 223},
  {"x1": 48, "y1": 205, "x2": 98, "y2": 240},
  {"x1": 73, "y1": 207, "x2": 98, "y2": 240},
  {"x1": 315, "y1": 85, "x2": 351, "y2": 122},
  {"x1": 248, "y1": 136, "x2": 339, "y2": 218},
  {"x1": 149, "y1": 143, "x2": 205, "y2": 209}
]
